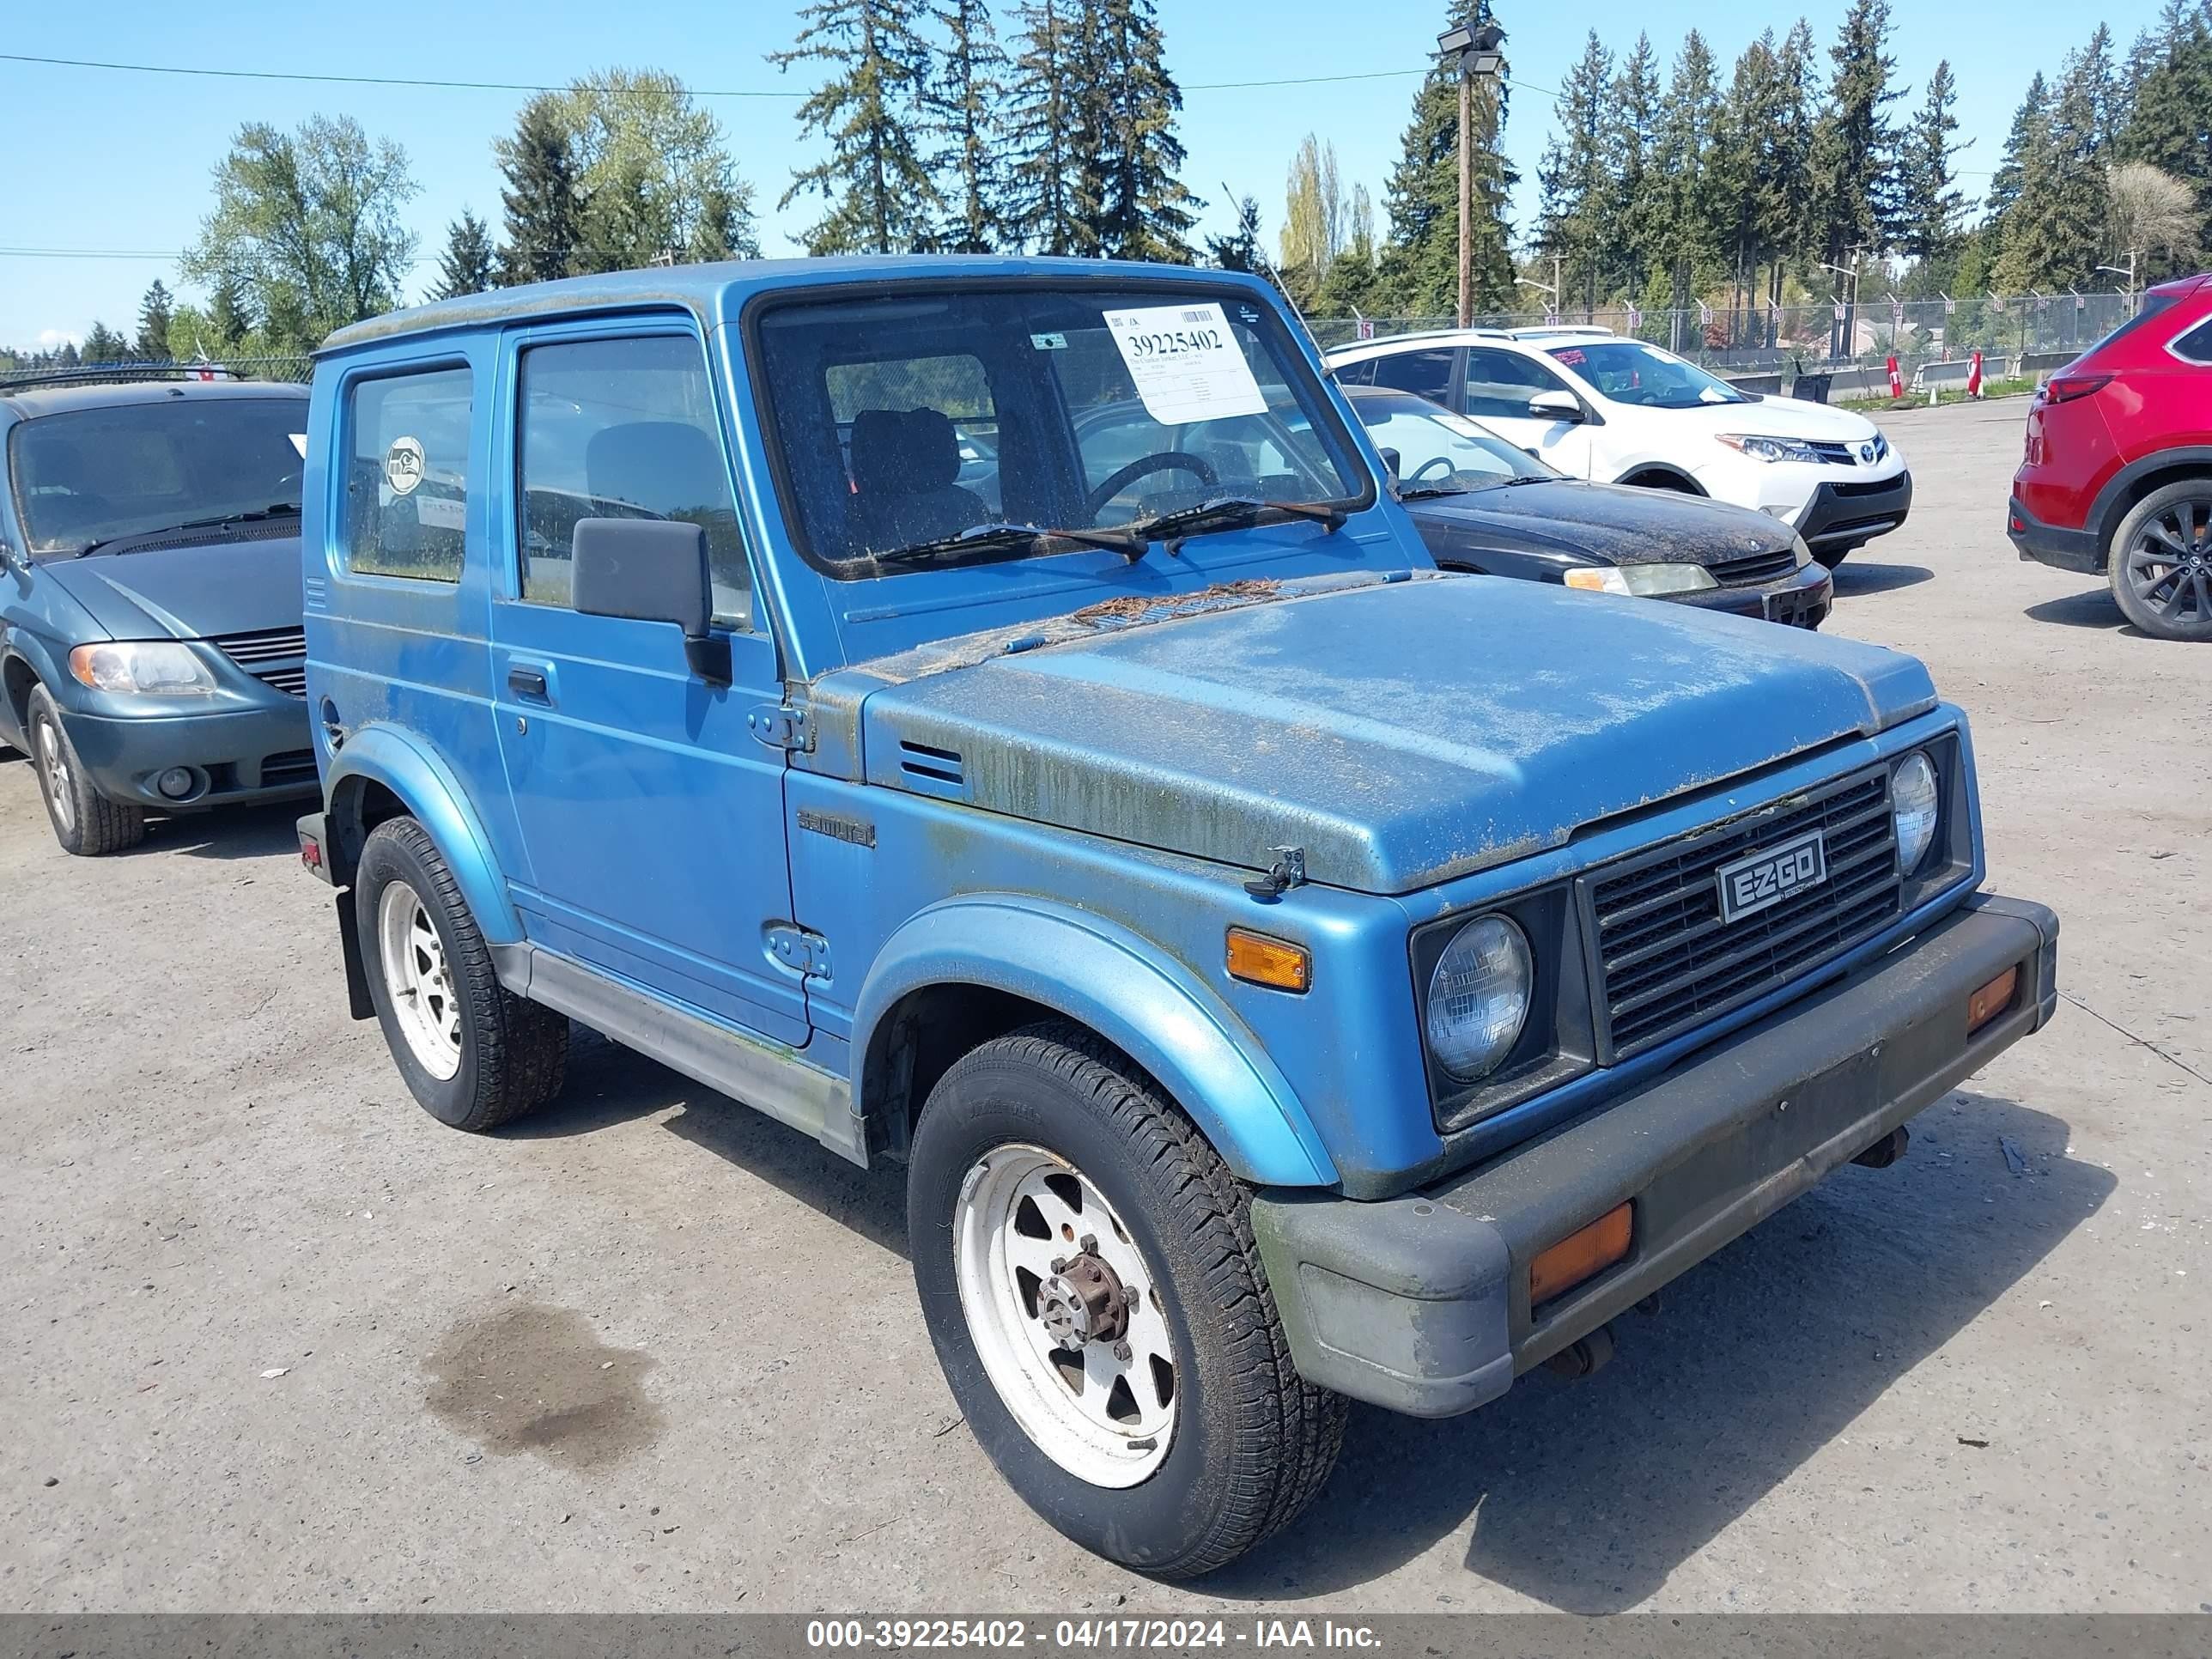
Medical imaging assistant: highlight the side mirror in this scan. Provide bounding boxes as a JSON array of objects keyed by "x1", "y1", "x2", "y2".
[
  {"x1": 1528, "y1": 390, "x2": 1585, "y2": 424},
  {"x1": 1377, "y1": 446, "x2": 1402, "y2": 478},
  {"x1": 571, "y1": 517, "x2": 731, "y2": 687}
]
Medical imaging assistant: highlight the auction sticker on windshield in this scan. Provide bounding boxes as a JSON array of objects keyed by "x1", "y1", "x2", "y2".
[{"x1": 1103, "y1": 302, "x2": 1267, "y2": 425}]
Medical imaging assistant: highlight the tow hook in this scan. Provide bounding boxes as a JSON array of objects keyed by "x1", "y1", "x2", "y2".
[
  {"x1": 1544, "y1": 1322, "x2": 1616, "y2": 1380},
  {"x1": 1852, "y1": 1125, "x2": 1910, "y2": 1169}
]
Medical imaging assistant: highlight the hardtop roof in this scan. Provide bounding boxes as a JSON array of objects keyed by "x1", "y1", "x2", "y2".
[{"x1": 0, "y1": 378, "x2": 307, "y2": 422}]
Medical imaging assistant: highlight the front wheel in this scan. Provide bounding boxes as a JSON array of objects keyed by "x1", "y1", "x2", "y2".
[
  {"x1": 26, "y1": 685, "x2": 144, "y2": 855},
  {"x1": 2108, "y1": 481, "x2": 2212, "y2": 641},
  {"x1": 1812, "y1": 541, "x2": 1856, "y2": 571},
  {"x1": 908, "y1": 1022, "x2": 1345, "y2": 1577},
  {"x1": 356, "y1": 816, "x2": 568, "y2": 1132}
]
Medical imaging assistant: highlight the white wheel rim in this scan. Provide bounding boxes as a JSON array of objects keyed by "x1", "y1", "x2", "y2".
[
  {"x1": 952, "y1": 1144, "x2": 1177, "y2": 1487},
  {"x1": 376, "y1": 880, "x2": 463, "y2": 1080},
  {"x1": 37, "y1": 720, "x2": 74, "y2": 834}
]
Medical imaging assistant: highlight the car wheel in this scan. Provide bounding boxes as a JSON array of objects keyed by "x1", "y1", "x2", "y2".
[
  {"x1": 2108, "y1": 481, "x2": 2212, "y2": 641},
  {"x1": 1812, "y1": 542, "x2": 1856, "y2": 571},
  {"x1": 356, "y1": 816, "x2": 568, "y2": 1132},
  {"x1": 908, "y1": 1020, "x2": 1346, "y2": 1577},
  {"x1": 25, "y1": 684, "x2": 145, "y2": 855}
]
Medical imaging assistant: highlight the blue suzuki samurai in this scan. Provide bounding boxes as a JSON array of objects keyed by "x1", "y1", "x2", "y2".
[{"x1": 295, "y1": 258, "x2": 2057, "y2": 1575}]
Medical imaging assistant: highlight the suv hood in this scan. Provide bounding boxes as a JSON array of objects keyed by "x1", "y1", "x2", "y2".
[
  {"x1": 851, "y1": 573, "x2": 1936, "y2": 895},
  {"x1": 40, "y1": 529, "x2": 303, "y2": 641},
  {"x1": 1641, "y1": 392, "x2": 1882, "y2": 443},
  {"x1": 1409, "y1": 479, "x2": 1796, "y2": 565}
]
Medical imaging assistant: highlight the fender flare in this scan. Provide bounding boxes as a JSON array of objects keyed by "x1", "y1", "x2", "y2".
[
  {"x1": 2087, "y1": 446, "x2": 2212, "y2": 556},
  {"x1": 0, "y1": 632, "x2": 64, "y2": 739},
  {"x1": 1611, "y1": 463, "x2": 1707, "y2": 495},
  {"x1": 852, "y1": 896, "x2": 1338, "y2": 1188},
  {"x1": 323, "y1": 722, "x2": 522, "y2": 946}
]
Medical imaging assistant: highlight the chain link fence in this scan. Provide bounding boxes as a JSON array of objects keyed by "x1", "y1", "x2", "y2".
[
  {"x1": 1306, "y1": 291, "x2": 2142, "y2": 394},
  {"x1": 0, "y1": 356, "x2": 313, "y2": 391}
]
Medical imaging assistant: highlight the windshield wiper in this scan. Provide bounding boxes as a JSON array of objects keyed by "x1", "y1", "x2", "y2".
[
  {"x1": 76, "y1": 502, "x2": 301, "y2": 559},
  {"x1": 1395, "y1": 483, "x2": 1473, "y2": 500},
  {"x1": 870, "y1": 520, "x2": 1147, "y2": 568},
  {"x1": 1126, "y1": 495, "x2": 1348, "y2": 552}
]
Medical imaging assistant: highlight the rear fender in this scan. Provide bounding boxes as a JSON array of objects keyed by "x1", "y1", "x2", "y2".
[
  {"x1": 853, "y1": 896, "x2": 1338, "y2": 1188},
  {"x1": 322, "y1": 721, "x2": 521, "y2": 946}
]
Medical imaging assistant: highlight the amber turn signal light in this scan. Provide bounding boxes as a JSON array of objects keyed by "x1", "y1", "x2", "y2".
[
  {"x1": 1529, "y1": 1202, "x2": 1632, "y2": 1306},
  {"x1": 1225, "y1": 928, "x2": 1311, "y2": 993},
  {"x1": 1968, "y1": 965, "x2": 2019, "y2": 1034}
]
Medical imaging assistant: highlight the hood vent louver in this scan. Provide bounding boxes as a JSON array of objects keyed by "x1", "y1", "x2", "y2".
[{"x1": 898, "y1": 738, "x2": 967, "y2": 796}]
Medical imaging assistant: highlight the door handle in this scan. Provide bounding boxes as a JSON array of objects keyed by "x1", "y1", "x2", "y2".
[{"x1": 507, "y1": 665, "x2": 550, "y2": 700}]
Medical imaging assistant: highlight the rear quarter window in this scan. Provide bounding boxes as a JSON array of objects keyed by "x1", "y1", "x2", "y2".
[
  {"x1": 343, "y1": 366, "x2": 472, "y2": 582},
  {"x1": 2172, "y1": 317, "x2": 2212, "y2": 365}
]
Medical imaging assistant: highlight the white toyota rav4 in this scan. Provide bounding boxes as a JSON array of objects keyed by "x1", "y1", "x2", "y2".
[{"x1": 1327, "y1": 326, "x2": 1912, "y2": 569}]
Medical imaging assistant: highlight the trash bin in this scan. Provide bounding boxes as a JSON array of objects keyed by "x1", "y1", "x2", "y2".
[{"x1": 1791, "y1": 373, "x2": 1833, "y2": 404}]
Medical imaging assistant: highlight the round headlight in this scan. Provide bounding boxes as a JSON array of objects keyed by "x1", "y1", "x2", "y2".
[
  {"x1": 1425, "y1": 915, "x2": 1533, "y2": 1081},
  {"x1": 1893, "y1": 750, "x2": 1940, "y2": 872}
]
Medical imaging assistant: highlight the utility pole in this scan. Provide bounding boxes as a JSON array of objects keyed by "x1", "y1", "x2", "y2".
[
  {"x1": 1436, "y1": 19, "x2": 1507, "y2": 329},
  {"x1": 2097, "y1": 253, "x2": 2139, "y2": 311}
]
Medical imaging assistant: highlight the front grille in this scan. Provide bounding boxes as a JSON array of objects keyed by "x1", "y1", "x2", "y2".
[
  {"x1": 213, "y1": 627, "x2": 308, "y2": 699},
  {"x1": 1707, "y1": 546, "x2": 1799, "y2": 586},
  {"x1": 1585, "y1": 768, "x2": 1902, "y2": 1059},
  {"x1": 1808, "y1": 440, "x2": 1856, "y2": 464},
  {"x1": 258, "y1": 750, "x2": 319, "y2": 788}
]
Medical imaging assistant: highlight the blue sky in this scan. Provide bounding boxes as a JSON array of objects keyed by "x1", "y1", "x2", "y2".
[{"x1": 0, "y1": 0, "x2": 2163, "y2": 349}]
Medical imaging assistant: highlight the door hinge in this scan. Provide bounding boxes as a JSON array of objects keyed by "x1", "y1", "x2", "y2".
[
  {"x1": 766, "y1": 922, "x2": 833, "y2": 979},
  {"x1": 748, "y1": 702, "x2": 814, "y2": 753}
]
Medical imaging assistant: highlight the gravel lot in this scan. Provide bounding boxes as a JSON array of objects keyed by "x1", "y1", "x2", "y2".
[{"x1": 3, "y1": 398, "x2": 2207, "y2": 1615}]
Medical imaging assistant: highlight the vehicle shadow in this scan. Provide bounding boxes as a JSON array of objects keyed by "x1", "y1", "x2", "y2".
[
  {"x1": 502, "y1": 1028, "x2": 909, "y2": 1258},
  {"x1": 2024, "y1": 590, "x2": 2141, "y2": 635},
  {"x1": 1209, "y1": 1088, "x2": 2112, "y2": 1608},
  {"x1": 1828, "y1": 561, "x2": 1933, "y2": 596},
  {"x1": 132, "y1": 799, "x2": 308, "y2": 861}
]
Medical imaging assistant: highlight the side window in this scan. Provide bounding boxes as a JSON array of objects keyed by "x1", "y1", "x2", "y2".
[
  {"x1": 1462, "y1": 348, "x2": 1573, "y2": 419},
  {"x1": 2173, "y1": 318, "x2": 2212, "y2": 364},
  {"x1": 1369, "y1": 349, "x2": 1456, "y2": 404},
  {"x1": 343, "y1": 367, "x2": 472, "y2": 582},
  {"x1": 1333, "y1": 357, "x2": 1377, "y2": 386},
  {"x1": 516, "y1": 334, "x2": 750, "y2": 629}
]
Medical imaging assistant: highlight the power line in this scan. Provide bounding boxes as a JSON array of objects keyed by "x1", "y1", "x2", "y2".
[{"x1": 0, "y1": 50, "x2": 1423, "y2": 97}]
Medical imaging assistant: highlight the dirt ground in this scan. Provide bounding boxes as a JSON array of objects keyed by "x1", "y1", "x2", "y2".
[{"x1": 3, "y1": 398, "x2": 2207, "y2": 1615}]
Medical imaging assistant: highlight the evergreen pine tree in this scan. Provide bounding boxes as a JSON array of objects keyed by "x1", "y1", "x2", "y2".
[
  {"x1": 1984, "y1": 72, "x2": 2048, "y2": 222},
  {"x1": 210, "y1": 273, "x2": 254, "y2": 348},
  {"x1": 1600, "y1": 33, "x2": 1662, "y2": 305},
  {"x1": 1205, "y1": 197, "x2": 1266, "y2": 273},
  {"x1": 1769, "y1": 20, "x2": 1820, "y2": 308},
  {"x1": 1651, "y1": 30, "x2": 1725, "y2": 316},
  {"x1": 1077, "y1": 0, "x2": 1200, "y2": 261},
  {"x1": 926, "y1": 0, "x2": 1011, "y2": 252},
  {"x1": 82, "y1": 321, "x2": 131, "y2": 363},
  {"x1": 1991, "y1": 34, "x2": 2113, "y2": 290},
  {"x1": 1376, "y1": 0, "x2": 1516, "y2": 317},
  {"x1": 1003, "y1": 0, "x2": 1082, "y2": 253},
  {"x1": 1806, "y1": 0, "x2": 1905, "y2": 270},
  {"x1": 771, "y1": 0, "x2": 942, "y2": 254},
  {"x1": 1534, "y1": 32, "x2": 1613, "y2": 315},
  {"x1": 136, "y1": 281, "x2": 174, "y2": 359},
  {"x1": 2118, "y1": 0, "x2": 2212, "y2": 250},
  {"x1": 1896, "y1": 61, "x2": 1968, "y2": 267},
  {"x1": 496, "y1": 94, "x2": 587, "y2": 283},
  {"x1": 434, "y1": 210, "x2": 497, "y2": 299},
  {"x1": 1710, "y1": 33, "x2": 1788, "y2": 333}
]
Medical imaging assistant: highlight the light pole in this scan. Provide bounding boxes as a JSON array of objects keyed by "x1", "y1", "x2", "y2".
[
  {"x1": 1437, "y1": 19, "x2": 1506, "y2": 329},
  {"x1": 1818, "y1": 250, "x2": 1861, "y2": 362},
  {"x1": 2098, "y1": 254, "x2": 2139, "y2": 311},
  {"x1": 1516, "y1": 252, "x2": 1561, "y2": 324}
]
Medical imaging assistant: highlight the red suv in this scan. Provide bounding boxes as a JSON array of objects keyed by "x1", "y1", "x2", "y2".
[{"x1": 2009, "y1": 271, "x2": 2212, "y2": 641}]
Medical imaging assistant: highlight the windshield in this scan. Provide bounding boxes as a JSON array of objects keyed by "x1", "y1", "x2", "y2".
[
  {"x1": 9, "y1": 396, "x2": 308, "y2": 556},
  {"x1": 1547, "y1": 340, "x2": 1749, "y2": 410},
  {"x1": 1348, "y1": 392, "x2": 1555, "y2": 492},
  {"x1": 750, "y1": 283, "x2": 1370, "y2": 574}
]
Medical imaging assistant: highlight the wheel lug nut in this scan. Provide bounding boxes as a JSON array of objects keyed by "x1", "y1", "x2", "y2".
[
  {"x1": 1079, "y1": 1234, "x2": 1097, "y2": 1254},
  {"x1": 1049, "y1": 1257, "x2": 1066, "y2": 1274},
  {"x1": 1113, "y1": 1340, "x2": 1133, "y2": 1363}
]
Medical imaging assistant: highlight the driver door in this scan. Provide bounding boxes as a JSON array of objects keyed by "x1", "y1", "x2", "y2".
[{"x1": 1461, "y1": 346, "x2": 1595, "y2": 475}]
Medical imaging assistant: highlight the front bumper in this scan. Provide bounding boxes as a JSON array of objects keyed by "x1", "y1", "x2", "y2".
[
  {"x1": 2006, "y1": 495, "x2": 2102, "y2": 573},
  {"x1": 1669, "y1": 558, "x2": 1833, "y2": 629},
  {"x1": 60, "y1": 702, "x2": 316, "y2": 808},
  {"x1": 1249, "y1": 890, "x2": 2057, "y2": 1418},
  {"x1": 1796, "y1": 469, "x2": 1914, "y2": 550}
]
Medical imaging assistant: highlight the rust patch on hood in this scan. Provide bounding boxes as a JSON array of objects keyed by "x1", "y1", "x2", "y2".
[{"x1": 1069, "y1": 578, "x2": 1282, "y2": 629}]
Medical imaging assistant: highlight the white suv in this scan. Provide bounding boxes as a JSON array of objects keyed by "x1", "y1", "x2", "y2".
[{"x1": 1327, "y1": 327, "x2": 1911, "y2": 568}]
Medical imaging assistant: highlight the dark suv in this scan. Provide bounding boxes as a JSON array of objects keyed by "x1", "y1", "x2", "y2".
[
  {"x1": 1, "y1": 376, "x2": 316, "y2": 853},
  {"x1": 2008, "y1": 271, "x2": 2212, "y2": 641}
]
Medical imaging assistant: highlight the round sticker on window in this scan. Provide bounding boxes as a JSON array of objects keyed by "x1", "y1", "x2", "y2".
[{"x1": 384, "y1": 435, "x2": 425, "y2": 495}]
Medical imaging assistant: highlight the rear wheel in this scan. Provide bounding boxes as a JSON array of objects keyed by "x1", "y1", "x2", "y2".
[
  {"x1": 2108, "y1": 481, "x2": 2212, "y2": 641},
  {"x1": 356, "y1": 816, "x2": 568, "y2": 1131},
  {"x1": 908, "y1": 1022, "x2": 1345, "y2": 1577},
  {"x1": 26, "y1": 685, "x2": 144, "y2": 856}
]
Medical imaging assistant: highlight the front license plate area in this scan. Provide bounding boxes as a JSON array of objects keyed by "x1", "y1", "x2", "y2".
[{"x1": 1716, "y1": 827, "x2": 1828, "y2": 924}]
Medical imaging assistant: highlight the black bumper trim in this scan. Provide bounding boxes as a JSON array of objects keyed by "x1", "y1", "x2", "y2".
[
  {"x1": 2006, "y1": 495, "x2": 2102, "y2": 573},
  {"x1": 1249, "y1": 890, "x2": 2057, "y2": 1419},
  {"x1": 1798, "y1": 471, "x2": 1913, "y2": 548}
]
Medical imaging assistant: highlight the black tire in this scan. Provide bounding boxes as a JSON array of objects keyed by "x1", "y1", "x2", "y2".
[
  {"x1": 356, "y1": 816, "x2": 568, "y2": 1132},
  {"x1": 908, "y1": 1020, "x2": 1346, "y2": 1577},
  {"x1": 2107, "y1": 480, "x2": 2212, "y2": 641},
  {"x1": 1812, "y1": 542, "x2": 1855, "y2": 571},
  {"x1": 25, "y1": 684, "x2": 145, "y2": 855}
]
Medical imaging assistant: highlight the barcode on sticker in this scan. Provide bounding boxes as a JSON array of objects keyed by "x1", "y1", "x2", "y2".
[{"x1": 1180, "y1": 308, "x2": 1212, "y2": 323}]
